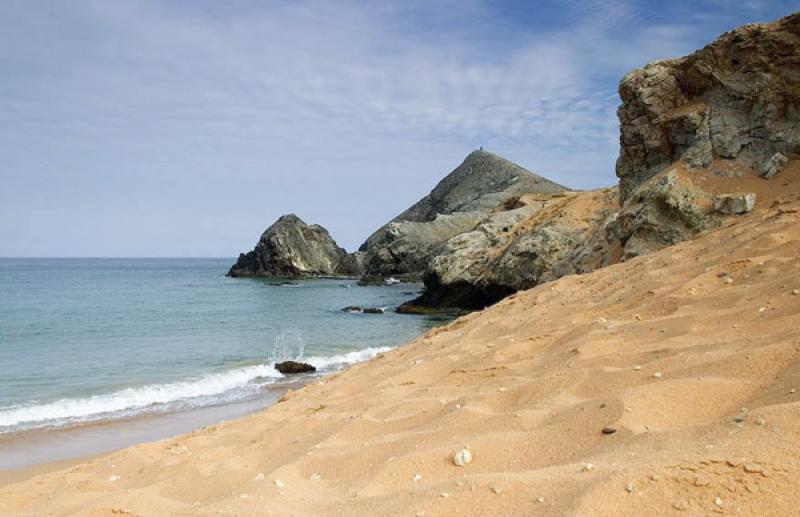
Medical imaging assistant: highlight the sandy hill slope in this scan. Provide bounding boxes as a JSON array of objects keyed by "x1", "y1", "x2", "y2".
[{"x1": 2, "y1": 166, "x2": 800, "y2": 516}]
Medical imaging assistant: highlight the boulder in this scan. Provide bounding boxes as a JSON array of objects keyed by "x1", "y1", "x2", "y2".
[
  {"x1": 275, "y1": 361, "x2": 316, "y2": 374},
  {"x1": 714, "y1": 193, "x2": 757, "y2": 215},
  {"x1": 762, "y1": 152, "x2": 789, "y2": 179},
  {"x1": 228, "y1": 214, "x2": 363, "y2": 278},
  {"x1": 616, "y1": 13, "x2": 800, "y2": 202}
]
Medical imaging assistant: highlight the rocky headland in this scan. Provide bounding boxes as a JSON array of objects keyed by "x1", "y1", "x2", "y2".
[{"x1": 230, "y1": 12, "x2": 799, "y2": 314}]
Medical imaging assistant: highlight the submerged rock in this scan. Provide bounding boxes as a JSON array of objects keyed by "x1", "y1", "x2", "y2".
[{"x1": 275, "y1": 361, "x2": 316, "y2": 374}]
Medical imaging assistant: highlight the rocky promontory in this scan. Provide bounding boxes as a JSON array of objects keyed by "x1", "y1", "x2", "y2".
[
  {"x1": 228, "y1": 214, "x2": 363, "y2": 278},
  {"x1": 357, "y1": 150, "x2": 568, "y2": 277}
]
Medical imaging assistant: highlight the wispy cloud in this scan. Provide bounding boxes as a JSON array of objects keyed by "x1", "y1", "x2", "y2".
[{"x1": 0, "y1": 0, "x2": 795, "y2": 255}]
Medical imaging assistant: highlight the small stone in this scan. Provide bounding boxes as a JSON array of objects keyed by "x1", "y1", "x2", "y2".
[
  {"x1": 310, "y1": 473, "x2": 321, "y2": 481},
  {"x1": 624, "y1": 482, "x2": 633, "y2": 493},
  {"x1": 274, "y1": 479, "x2": 284, "y2": 488},
  {"x1": 108, "y1": 475, "x2": 120, "y2": 482},
  {"x1": 498, "y1": 387, "x2": 507, "y2": 392},
  {"x1": 602, "y1": 426, "x2": 617, "y2": 435},
  {"x1": 582, "y1": 463, "x2": 594, "y2": 472},
  {"x1": 650, "y1": 474, "x2": 661, "y2": 481},
  {"x1": 673, "y1": 500, "x2": 688, "y2": 511},
  {"x1": 491, "y1": 486, "x2": 502, "y2": 494},
  {"x1": 253, "y1": 473, "x2": 264, "y2": 481},
  {"x1": 791, "y1": 389, "x2": 797, "y2": 394},
  {"x1": 633, "y1": 365, "x2": 642, "y2": 371},
  {"x1": 454, "y1": 448, "x2": 473, "y2": 466},
  {"x1": 724, "y1": 277, "x2": 734, "y2": 284},
  {"x1": 793, "y1": 289, "x2": 800, "y2": 296},
  {"x1": 536, "y1": 496, "x2": 545, "y2": 503},
  {"x1": 440, "y1": 492, "x2": 449, "y2": 498},
  {"x1": 714, "y1": 496, "x2": 723, "y2": 508},
  {"x1": 413, "y1": 474, "x2": 422, "y2": 482},
  {"x1": 653, "y1": 372, "x2": 662, "y2": 379},
  {"x1": 755, "y1": 416, "x2": 765, "y2": 426}
]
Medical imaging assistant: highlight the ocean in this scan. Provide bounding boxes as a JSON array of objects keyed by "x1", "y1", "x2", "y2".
[{"x1": 0, "y1": 258, "x2": 444, "y2": 439}]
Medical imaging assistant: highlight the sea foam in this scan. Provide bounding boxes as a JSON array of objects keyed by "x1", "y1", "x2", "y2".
[{"x1": 0, "y1": 346, "x2": 392, "y2": 433}]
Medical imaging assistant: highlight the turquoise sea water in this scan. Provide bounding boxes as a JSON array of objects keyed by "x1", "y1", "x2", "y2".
[{"x1": 0, "y1": 258, "x2": 442, "y2": 434}]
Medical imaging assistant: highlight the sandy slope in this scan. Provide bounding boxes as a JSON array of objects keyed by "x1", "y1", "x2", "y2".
[{"x1": 3, "y1": 178, "x2": 800, "y2": 516}]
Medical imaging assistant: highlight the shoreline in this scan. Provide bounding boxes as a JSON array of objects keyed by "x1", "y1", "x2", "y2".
[{"x1": 0, "y1": 379, "x2": 304, "y2": 474}]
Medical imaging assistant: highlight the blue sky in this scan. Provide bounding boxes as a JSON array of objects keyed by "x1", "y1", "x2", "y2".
[{"x1": 1, "y1": 0, "x2": 796, "y2": 256}]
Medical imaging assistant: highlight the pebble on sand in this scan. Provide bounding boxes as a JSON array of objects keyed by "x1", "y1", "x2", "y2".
[
  {"x1": 653, "y1": 372, "x2": 662, "y2": 379},
  {"x1": 624, "y1": 482, "x2": 633, "y2": 493},
  {"x1": 454, "y1": 448, "x2": 473, "y2": 466},
  {"x1": 602, "y1": 426, "x2": 617, "y2": 435},
  {"x1": 714, "y1": 496, "x2": 723, "y2": 508},
  {"x1": 582, "y1": 463, "x2": 594, "y2": 472},
  {"x1": 274, "y1": 479, "x2": 285, "y2": 488},
  {"x1": 413, "y1": 474, "x2": 422, "y2": 482}
]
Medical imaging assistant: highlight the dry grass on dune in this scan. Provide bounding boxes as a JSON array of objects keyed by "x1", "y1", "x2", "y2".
[{"x1": 2, "y1": 179, "x2": 800, "y2": 516}]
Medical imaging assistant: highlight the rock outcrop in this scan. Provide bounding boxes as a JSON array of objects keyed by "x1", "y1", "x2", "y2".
[
  {"x1": 616, "y1": 13, "x2": 800, "y2": 201},
  {"x1": 403, "y1": 189, "x2": 620, "y2": 310},
  {"x1": 358, "y1": 150, "x2": 568, "y2": 277},
  {"x1": 228, "y1": 214, "x2": 361, "y2": 278}
]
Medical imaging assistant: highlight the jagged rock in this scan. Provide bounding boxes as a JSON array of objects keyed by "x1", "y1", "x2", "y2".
[
  {"x1": 762, "y1": 152, "x2": 789, "y2": 179},
  {"x1": 358, "y1": 150, "x2": 568, "y2": 276},
  {"x1": 615, "y1": 171, "x2": 718, "y2": 258},
  {"x1": 228, "y1": 214, "x2": 362, "y2": 278},
  {"x1": 275, "y1": 361, "x2": 316, "y2": 374},
  {"x1": 616, "y1": 13, "x2": 800, "y2": 202},
  {"x1": 714, "y1": 193, "x2": 756, "y2": 215},
  {"x1": 407, "y1": 189, "x2": 619, "y2": 310}
]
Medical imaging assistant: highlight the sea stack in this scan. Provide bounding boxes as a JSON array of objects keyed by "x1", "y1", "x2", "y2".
[{"x1": 228, "y1": 214, "x2": 363, "y2": 278}]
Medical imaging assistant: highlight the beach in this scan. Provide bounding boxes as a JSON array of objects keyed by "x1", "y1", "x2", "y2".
[{"x1": 2, "y1": 193, "x2": 799, "y2": 516}]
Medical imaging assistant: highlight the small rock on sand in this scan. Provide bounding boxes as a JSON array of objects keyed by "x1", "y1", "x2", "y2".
[
  {"x1": 274, "y1": 479, "x2": 284, "y2": 488},
  {"x1": 602, "y1": 426, "x2": 617, "y2": 435},
  {"x1": 582, "y1": 463, "x2": 594, "y2": 472},
  {"x1": 454, "y1": 448, "x2": 473, "y2": 466},
  {"x1": 653, "y1": 372, "x2": 662, "y2": 379}
]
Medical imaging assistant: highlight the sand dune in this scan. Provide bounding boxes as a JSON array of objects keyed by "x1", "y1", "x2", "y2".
[{"x1": 2, "y1": 173, "x2": 800, "y2": 515}]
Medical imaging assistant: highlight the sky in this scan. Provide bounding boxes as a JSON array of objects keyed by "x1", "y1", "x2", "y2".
[{"x1": 0, "y1": 0, "x2": 796, "y2": 257}]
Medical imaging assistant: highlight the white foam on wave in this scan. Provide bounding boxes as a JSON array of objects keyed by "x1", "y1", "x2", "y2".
[
  {"x1": 305, "y1": 346, "x2": 393, "y2": 370},
  {"x1": 0, "y1": 346, "x2": 393, "y2": 433},
  {"x1": 0, "y1": 364, "x2": 282, "y2": 431}
]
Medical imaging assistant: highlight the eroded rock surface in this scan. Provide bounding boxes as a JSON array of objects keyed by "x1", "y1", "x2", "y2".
[
  {"x1": 228, "y1": 214, "x2": 359, "y2": 278},
  {"x1": 616, "y1": 13, "x2": 800, "y2": 201},
  {"x1": 359, "y1": 150, "x2": 568, "y2": 276}
]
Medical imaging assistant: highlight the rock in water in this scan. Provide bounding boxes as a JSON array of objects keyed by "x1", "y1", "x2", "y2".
[
  {"x1": 275, "y1": 361, "x2": 316, "y2": 374},
  {"x1": 228, "y1": 214, "x2": 363, "y2": 278},
  {"x1": 714, "y1": 194, "x2": 756, "y2": 215},
  {"x1": 616, "y1": 13, "x2": 800, "y2": 202}
]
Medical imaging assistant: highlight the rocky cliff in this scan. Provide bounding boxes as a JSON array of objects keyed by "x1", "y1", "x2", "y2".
[
  {"x1": 358, "y1": 150, "x2": 568, "y2": 276},
  {"x1": 228, "y1": 214, "x2": 362, "y2": 278},
  {"x1": 403, "y1": 12, "x2": 799, "y2": 310},
  {"x1": 616, "y1": 13, "x2": 799, "y2": 201}
]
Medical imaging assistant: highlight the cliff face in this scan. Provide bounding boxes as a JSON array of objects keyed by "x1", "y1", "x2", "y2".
[
  {"x1": 358, "y1": 150, "x2": 568, "y2": 276},
  {"x1": 228, "y1": 214, "x2": 361, "y2": 278},
  {"x1": 404, "y1": 12, "x2": 800, "y2": 310},
  {"x1": 616, "y1": 13, "x2": 800, "y2": 201}
]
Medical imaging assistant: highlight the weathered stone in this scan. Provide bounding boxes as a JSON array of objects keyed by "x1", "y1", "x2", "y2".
[
  {"x1": 616, "y1": 13, "x2": 800, "y2": 202},
  {"x1": 762, "y1": 152, "x2": 789, "y2": 179},
  {"x1": 275, "y1": 361, "x2": 316, "y2": 374},
  {"x1": 714, "y1": 193, "x2": 757, "y2": 215},
  {"x1": 228, "y1": 214, "x2": 362, "y2": 278},
  {"x1": 358, "y1": 150, "x2": 568, "y2": 277}
]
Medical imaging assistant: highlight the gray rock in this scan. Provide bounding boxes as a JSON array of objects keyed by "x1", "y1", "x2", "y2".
[
  {"x1": 358, "y1": 150, "x2": 568, "y2": 276},
  {"x1": 616, "y1": 171, "x2": 718, "y2": 259},
  {"x1": 616, "y1": 13, "x2": 800, "y2": 202},
  {"x1": 228, "y1": 214, "x2": 361, "y2": 278},
  {"x1": 714, "y1": 193, "x2": 756, "y2": 215},
  {"x1": 762, "y1": 152, "x2": 789, "y2": 179}
]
